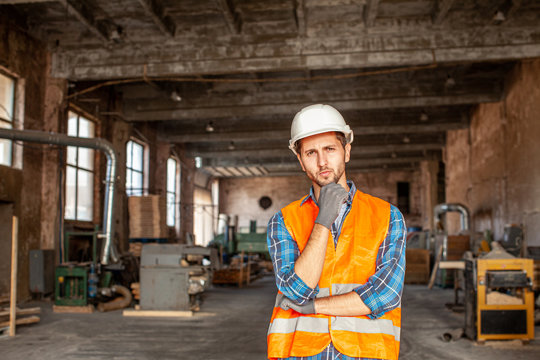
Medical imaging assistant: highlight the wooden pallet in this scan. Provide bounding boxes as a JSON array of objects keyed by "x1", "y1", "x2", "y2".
[
  {"x1": 405, "y1": 249, "x2": 430, "y2": 284},
  {"x1": 53, "y1": 305, "x2": 94, "y2": 313}
]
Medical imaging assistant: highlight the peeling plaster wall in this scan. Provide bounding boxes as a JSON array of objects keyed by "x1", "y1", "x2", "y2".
[
  {"x1": 219, "y1": 169, "x2": 423, "y2": 232},
  {"x1": 446, "y1": 60, "x2": 540, "y2": 247}
]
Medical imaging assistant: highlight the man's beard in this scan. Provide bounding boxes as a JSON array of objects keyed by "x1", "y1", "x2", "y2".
[{"x1": 307, "y1": 165, "x2": 345, "y2": 187}]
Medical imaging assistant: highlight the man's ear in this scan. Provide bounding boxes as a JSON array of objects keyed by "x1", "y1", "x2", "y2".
[
  {"x1": 344, "y1": 143, "x2": 351, "y2": 163},
  {"x1": 296, "y1": 153, "x2": 306, "y2": 172}
]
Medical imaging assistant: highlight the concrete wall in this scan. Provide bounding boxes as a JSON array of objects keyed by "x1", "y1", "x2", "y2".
[
  {"x1": 446, "y1": 60, "x2": 540, "y2": 247},
  {"x1": 219, "y1": 168, "x2": 423, "y2": 232}
]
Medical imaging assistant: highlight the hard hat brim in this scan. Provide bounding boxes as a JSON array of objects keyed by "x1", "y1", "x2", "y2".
[{"x1": 289, "y1": 128, "x2": 353, "y2": 155}]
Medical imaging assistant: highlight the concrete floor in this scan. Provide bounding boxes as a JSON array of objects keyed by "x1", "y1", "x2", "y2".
[{"x1": 1, "y1": 276, "x2": 539, "y2": 360}]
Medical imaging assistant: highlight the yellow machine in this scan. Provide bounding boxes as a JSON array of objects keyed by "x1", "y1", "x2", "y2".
[{"x1": 476, "y1": 258, "x2": 535, "y2": 342}]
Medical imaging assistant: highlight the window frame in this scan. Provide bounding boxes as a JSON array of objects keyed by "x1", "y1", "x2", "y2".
[
  {"x1": 64, "y1": 108, "x2": 97, "y2": 223},
  {"x1": 126, "y1": 138, "x2": 148, "y2": 197},
  {"x1": 0, "y1": 70, "x2": 16, "y2": 167},
  {"x1": 166, "y1": 156, "x2": 181, "y2": 228}
]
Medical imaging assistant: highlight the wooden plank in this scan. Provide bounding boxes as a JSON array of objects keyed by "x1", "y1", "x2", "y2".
[
  {"x1": 428, "y1": 244, "x2": 443, "y2": 289},
  {"x1": 137, "y1": 0, "x2": 176, "y2": 37},
  {"x1": 433, "y1": 0, "x2": 456, "y2": 25},
  {"x1": 364, "y1": 0, "x2": 380, "y2": 27},
  {"x1": 9, "y1": 216, "x2": 18, "y2": 337},
  {"x1": 0, "y1": 307, "x2": 41, "y2": 318},
  {"x1": 122, "y1": 309, "x2": 193, "y2": 317},
  {"x1": 439, "y1": 260, "x2": 466, "y2": 270},
  {"x1": 0, "y1": 315, "x2": 39, "y2": 329},
  {"x1": 53, "y1": 305, "x2": 95, "y2": 314}
]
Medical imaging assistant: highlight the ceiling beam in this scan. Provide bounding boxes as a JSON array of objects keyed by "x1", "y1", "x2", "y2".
[
  {"x1": 364, "y1": 0, "x2": 380, "y2": 27},
  {"x1": 163, "y1": 121, "x2": 467, "y2": 143},
  {"x1": 0, "y1": 0, "x2": 52, "y2": 3},
  {"x1": 203, "y1": 153, "x2": 440, "y2": 169},
  {"x1": 137, "y1": 0, "x2": 176, "y2": 37},
  {"x1": 52, "y1": 27, "x2": 540, "y2": 79},
  {"x1": 217, "y1": 0, "x2": 241, "y2": 34},
  {"x1": 126, "y1": 93, "x2": 498, "y2": 121},
  {"x1": 294, "y1": 0, "x2": 306, "y2": 36},
  {"x1": 190, "y1": 143, "x2": 444, "y2": 159},
  {"x1": 257, "y1": 166, "x2": 417, "y2": 178},
  {"x1": 432, "y1": 0, "x2": 456, "y2": 25},
  {"x1": 60, "y1": 0, "x2": 113, "y2": 43}
]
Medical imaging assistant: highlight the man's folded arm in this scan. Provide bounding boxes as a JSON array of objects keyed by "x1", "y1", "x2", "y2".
[
  {"x1": 267, "y1": 212, "x2": 319, "y2": 305},
  {"x1": 315, "y1": 205, "x2": 407, "y2": 318}
]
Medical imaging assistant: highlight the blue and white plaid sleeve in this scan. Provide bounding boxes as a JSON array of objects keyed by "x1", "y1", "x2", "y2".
[
  {"x1": 354, "y1": 205, "x2": 406, "y2": 319},
  {"x1": 267, "y1": 211, "x2": 319, "y2": 305}
]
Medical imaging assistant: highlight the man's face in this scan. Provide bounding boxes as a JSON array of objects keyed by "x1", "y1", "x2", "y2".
[{"x1": 296, "y1": 132, "x2": 351, "y2": 188}]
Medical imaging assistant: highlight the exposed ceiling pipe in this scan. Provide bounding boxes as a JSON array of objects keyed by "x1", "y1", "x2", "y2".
[{"x1": 0, "y1": 128, "x2": 119, "y2": 264}]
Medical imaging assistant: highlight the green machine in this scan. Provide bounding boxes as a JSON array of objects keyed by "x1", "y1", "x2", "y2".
[
  {"x1": 210, "y1": 220, "x2": 270, "y2": 259},
  {"x1": 55, "y1": 265, "x2": 88, "y2": 306},
  {"x1": 236, "y1": 221, "x2": 269, "y2": 256},
  {"x1": 55, "y1": 226, "x2": 109, "y2": 306}
]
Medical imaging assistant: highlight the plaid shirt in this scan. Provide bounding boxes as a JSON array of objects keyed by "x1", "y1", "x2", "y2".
[{"x1": 267, "y1": 181, "x2": 406, "y2": 360}]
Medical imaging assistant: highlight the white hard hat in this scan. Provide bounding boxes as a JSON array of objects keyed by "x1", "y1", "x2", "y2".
[{"x1": 289, "y1": 104, "x2": 354, "y2": 155}]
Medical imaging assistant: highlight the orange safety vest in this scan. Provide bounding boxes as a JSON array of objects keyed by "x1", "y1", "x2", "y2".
[{"x1": 267, "y1": 190, "x2": 401, "y2": 360}]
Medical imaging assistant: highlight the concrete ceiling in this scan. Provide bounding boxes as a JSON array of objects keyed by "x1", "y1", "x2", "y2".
[{"x1": 2, "y1": 0, "x2": 540, "y2": 177}]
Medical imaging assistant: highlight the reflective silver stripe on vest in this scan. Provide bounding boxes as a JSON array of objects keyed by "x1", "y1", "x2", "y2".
[
  {"x1": 317, "y1": 287, "x2": 330, "y2": 298},
  {"x1": 268, "y1": 317, "x2": 329, "y2": 335},
  {"x1": 331, "y1": 317, "x2": 401, "y2": 342},
  {"x1": 332, "y1": 283, "x2": 362, "y2": 295},
  {"x1": 273, "y1": 287, "x2": 330, "y2": 308},
  {"x1": 331, "y1": 284, "x2": 402, "y2": 309}
]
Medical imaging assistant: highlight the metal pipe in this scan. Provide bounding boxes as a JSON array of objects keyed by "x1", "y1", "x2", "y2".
[
  {"x1": 433, "y1": 203, "x2": 470, "y2": 232},
  {"x1": 97, "y1": 285, "x2": 132, "y2": 312},
  {"x1": 0, "y1": 128, "x2": 118, "y2": 264}
]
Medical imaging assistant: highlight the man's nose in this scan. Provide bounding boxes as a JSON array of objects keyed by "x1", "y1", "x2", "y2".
[{"x1": 318, "y1": 152, "x2": 327, "y2": 167}]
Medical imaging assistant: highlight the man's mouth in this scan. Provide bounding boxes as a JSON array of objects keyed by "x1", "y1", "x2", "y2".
[{"x1": 319, "y1": 169, "x2": 332, "y2": 177}]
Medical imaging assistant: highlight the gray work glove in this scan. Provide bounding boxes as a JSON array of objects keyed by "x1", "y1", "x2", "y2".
[
  {"x1": 315, "y1": 183, "x2": 348, "y2": 229},
  {"x1": 279, "y1": 296, "x2": 316, "y2": 315}
]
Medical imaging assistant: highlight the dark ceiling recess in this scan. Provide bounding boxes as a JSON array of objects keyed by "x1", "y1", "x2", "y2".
[{"x1": 4, "y1": 0, "x2": 540, "y2": 177}]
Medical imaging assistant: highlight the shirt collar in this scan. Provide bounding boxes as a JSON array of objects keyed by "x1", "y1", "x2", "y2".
[{"x1": 300, "y1": 180, "x2": 357, "y2": 207}]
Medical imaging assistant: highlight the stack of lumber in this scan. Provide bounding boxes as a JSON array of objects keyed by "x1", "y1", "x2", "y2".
[
  {"x1": 129, "y1": 242, "x2": 143, "y2": 257},
  {"x1": 0, "y1": 305, "x2": 40, "y2": 328},
  {"x1": 405, "y1": 249, "x2": 430, "y2": 284},
  {"x1": 128, "y1": 195, "x2": 168, "y2": 239},
  {"x1": 131, "y1": 282, "x2": 140, "y2": 301}
]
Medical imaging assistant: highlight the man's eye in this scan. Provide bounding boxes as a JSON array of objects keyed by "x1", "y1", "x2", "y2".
[{"x1": 306, "y1": 151, "x2": 314, "y2": 156}]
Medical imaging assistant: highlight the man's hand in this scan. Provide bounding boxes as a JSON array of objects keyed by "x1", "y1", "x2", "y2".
[
  {"x1": 279, "y1": 296, "x2": 316, "y2": 315},
  {"x1": 315, "y1": 183, "x2": 348, "y2": 229}
]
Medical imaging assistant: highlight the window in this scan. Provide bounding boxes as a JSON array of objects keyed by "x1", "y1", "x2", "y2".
[
  {"x1": 166, "y1": 157, "x2": 180, "y2": 227},
  {"x1": 126, "y1": 140, "x2": 146, "y2": 196},
  {"x1": 0, "y1": 72, "x2": 15, "y2": 166},
  {"x1": 65, "y1": 111, "x2": 95, "y2": 221}
]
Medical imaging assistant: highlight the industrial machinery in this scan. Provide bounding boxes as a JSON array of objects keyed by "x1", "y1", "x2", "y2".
[
  {"x1": 464, "y1": 246, "x2": 535, "y2": 343},
  {"x1": 210, "y1": 219, "x2": 270, "y2": 261},
  {"x1": 140, "y1": 244, "x2": 216, "y2": 311},
  {"x1": 54, "y1": 264, "x2": 88, "y2": 306}
]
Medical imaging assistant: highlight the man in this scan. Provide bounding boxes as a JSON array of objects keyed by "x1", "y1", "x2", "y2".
[{"x1": 266, "y1": 104, "x2": 406, "y2": 360}]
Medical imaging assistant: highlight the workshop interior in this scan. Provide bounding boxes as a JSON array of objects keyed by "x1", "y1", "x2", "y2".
[{"x1": 0, "y1": 1, "x2": 539, "y2": 359}]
